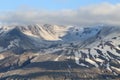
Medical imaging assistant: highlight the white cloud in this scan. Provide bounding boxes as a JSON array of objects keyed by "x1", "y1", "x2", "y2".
[{"x1": 0, "y1": 3, "x2": 120, "y2": 26}]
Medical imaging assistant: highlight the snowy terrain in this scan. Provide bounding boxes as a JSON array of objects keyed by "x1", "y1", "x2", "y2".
[{"x1": 0, "y1": 24, "x2": 120, "y2": 79}]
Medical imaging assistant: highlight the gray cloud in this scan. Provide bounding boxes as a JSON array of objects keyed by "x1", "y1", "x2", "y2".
[{"x1": 0, "y1": 3, "x2": 120, "y2": 26}]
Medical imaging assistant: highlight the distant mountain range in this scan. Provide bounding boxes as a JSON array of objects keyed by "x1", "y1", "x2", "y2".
[{"x1": 0, "y1": 24, "x2": 120, "y2": 79}]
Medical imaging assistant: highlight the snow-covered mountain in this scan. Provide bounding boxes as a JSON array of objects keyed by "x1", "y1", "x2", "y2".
[
  {"x1": 0, "y1": 24, "x2": 120, "y2": 79},
  {"x1": 0, "y1": 24, "x2": 103, "y2": 53}
]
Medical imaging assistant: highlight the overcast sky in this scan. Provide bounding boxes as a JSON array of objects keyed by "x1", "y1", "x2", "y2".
[{"x1": 0, "y1": 0, "x2": 120, "y2": 26}]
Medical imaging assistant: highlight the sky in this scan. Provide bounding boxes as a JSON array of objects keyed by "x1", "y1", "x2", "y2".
[
  {"x1": 0, "y1": 0, "x2": 120, "y2": 11},
  {"x1": 0, "y1": 0, "x2": 120, "y2": 26}
]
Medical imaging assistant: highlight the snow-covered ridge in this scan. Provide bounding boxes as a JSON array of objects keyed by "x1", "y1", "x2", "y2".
[
  {"x1": 17, "y1": 24, "x2": 69, "y2": 41},
  {"x1": 0, "y1": 24, "x2": 104, "y2": 41}
]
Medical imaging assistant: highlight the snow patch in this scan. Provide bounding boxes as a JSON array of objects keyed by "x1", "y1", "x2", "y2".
[
  {"x1": 95, "y1": 58, "x2": 104, "y2": 63},
  {"x1": 79, "y1": 63, "x2": 89, "y2": 67},
  {"x1": 85, "y1": 58, "x2": 98, "y2": 67},
  {"x1": 106, "y1": 63, "x2": 112, "y2": 72},
  {"x1": 54, "y1": 54, "x2": 63, "y2": 61},
  {"x1": 111, "y1": 66, "x2": 120, "y2": 72},
  {"x1": 0, "y1": 54, "x2": 4, "y2": 60}
]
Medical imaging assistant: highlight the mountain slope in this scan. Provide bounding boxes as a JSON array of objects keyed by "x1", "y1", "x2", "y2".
[{"x1": 0, "y1": 27, "x2": 45, "y2": 54}]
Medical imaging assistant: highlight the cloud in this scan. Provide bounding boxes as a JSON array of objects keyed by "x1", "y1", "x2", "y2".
[{"x1": 0, "y1": 3, "x2": 120, "y2": 26}]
